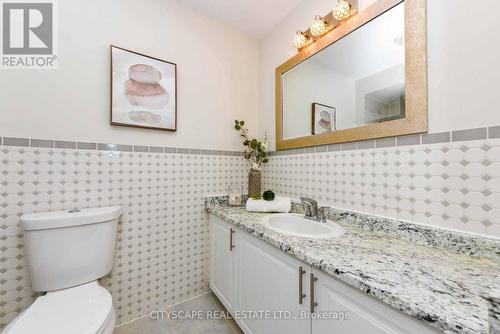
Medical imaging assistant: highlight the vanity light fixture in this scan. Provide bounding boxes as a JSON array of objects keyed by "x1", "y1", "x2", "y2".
[
  {"x1": 293, "y1": 0, "x2": 355, "y2": 51},
  {"x1": 333, "y1": 0, "x2": 352, "y2": 21},
  {"x1": 293, "y1": 30, "x2": 310, "y2": 50},
  {"x1": 310, "y1": 15, "x2": 329, "y2": 37}
]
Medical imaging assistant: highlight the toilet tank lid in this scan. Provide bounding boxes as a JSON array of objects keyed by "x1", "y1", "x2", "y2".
[{"x1": 21, "y1": 206, "x2": 122, "y2": 231}]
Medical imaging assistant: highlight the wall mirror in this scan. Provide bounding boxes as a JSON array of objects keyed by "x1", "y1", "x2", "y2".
[{"x1": 276, "y1": 0, "x2": 427, "y2": 150}]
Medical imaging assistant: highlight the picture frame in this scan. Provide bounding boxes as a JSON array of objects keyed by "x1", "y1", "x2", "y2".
[
  {"x1": 312, "y1": 103, "x2": 336, "y2": 135},
  {"x1": 110, "y1": 45, "x2": 177, "y2": 131}
]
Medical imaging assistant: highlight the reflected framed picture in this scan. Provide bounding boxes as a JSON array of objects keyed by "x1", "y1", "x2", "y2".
[
  {"x1": 312, "y1": 103, "x2": 336, "y2": 135},
  {"x1": 110, "y1": 45, "x2": 177, "y2": 131}
]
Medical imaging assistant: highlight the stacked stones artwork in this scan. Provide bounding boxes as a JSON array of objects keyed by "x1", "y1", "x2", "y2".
[{"x1": 125, "y1": 64, "x2": 169, "y2": 124}]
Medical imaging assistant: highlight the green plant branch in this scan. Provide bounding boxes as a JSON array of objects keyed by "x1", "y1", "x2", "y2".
[{"x1": 234, "y1": 120, "x2": 270, "y2": 171}]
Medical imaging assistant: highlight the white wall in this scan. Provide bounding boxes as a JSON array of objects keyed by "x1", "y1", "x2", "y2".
[
  {"x1": 259, "y1": 0, "x2": 500, "y2": 149},
  {"x1": 0, "y1": 0, "x2": 259, "y2": 150},
  {"x1": 355, "y1": 64, "x2": 404, "y2": 124},
  {"x1": 282, "y1": 60, "x2": 354, "y2": 138}
]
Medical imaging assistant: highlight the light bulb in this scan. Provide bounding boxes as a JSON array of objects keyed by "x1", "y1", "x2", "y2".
[
  {"x1": 293, "y1": 30, "x2": 309, "y2": 50},
  {"x1": 310, "y1": 15, "x2": 328, "y2": 37},
  {"x1": 333, "y1": 0, "x2": 351, "y2": 21}
]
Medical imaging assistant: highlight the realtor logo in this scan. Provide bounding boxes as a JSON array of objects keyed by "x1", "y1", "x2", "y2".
[{"x1": 1, "y1": 0, "x2": 57, "y2": 69}]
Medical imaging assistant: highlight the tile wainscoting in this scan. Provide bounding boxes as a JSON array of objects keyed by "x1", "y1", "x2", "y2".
[
  {"x1": 263, "y1": 136, "x2": 500, "y2": 238},
  {"x1": 0, "y1": 143, "x2": 247, "y2": 329},
  {"x1": 1, "y1": 126, "x2": 500, "y2": 329}
]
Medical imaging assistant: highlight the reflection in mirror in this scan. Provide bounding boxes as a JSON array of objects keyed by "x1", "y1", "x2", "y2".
[{"x1": 282, "y1": 3, "x2": 405, "y2": 140}]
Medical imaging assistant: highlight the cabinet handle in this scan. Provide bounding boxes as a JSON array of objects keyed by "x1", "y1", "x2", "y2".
[
  {"x1": 310, "y1": 273, "x2": 318, "y2": 313},
  {"x1": 298, "y1": 266, "x2": 306, "y2": 304},
  {"x1": 229, "y1": 228, "x2": 235, "y2": 251}
]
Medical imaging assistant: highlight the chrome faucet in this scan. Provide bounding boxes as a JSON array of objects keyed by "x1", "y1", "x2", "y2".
[{"x1": 300, "y1": 197, "x2": 326, "y2": 223}]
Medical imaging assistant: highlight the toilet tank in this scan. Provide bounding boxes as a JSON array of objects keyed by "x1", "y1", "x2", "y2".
[{"x1": 20, "y1": 206, "x2": 122, "y2": 292}]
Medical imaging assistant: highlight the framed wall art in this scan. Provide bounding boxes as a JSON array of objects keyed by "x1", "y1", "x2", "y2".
[
  {"x1": 110, "y1": 45, "x2": 177, "y2": 131},
  {"x1": 312, "y1": 102, "x2": 336, "y2": 135}
]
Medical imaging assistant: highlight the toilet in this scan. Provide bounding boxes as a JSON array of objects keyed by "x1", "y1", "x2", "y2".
[{"x1": 2, "y1": 206, "x2": 122, "y2": 334}]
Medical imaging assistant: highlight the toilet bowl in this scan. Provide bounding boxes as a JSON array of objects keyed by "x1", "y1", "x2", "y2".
[
  {"x1": 2, "y1": 281, "x2": 116, "y2": 334},
  {"x1": 2, "y1": 206, "x2": 122, "y2": 334}
]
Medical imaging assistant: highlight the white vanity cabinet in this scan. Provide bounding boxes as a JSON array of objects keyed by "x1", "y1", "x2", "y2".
[
  {"x1": 310, "y1": 269, "x2": 440, "y2": 334},
  {"x1": 210, "y1": 216, "x2": 310, "y2": 334},
  {"x1": 236, "y1": 229, "x2": 311, "y2": 334},
  {"x1": 210, "y1": 217, "x2": 238, "y2": 312},
  {"x1": 209, "y1": 216, "x2": 441, "y2": 334}
]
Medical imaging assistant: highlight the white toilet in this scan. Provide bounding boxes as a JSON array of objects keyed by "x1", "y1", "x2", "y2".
[{"x1": 2, "y1": 206, "x2": 122, "y2": 334}]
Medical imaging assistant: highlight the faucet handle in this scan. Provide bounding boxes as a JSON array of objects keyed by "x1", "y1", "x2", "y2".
[
  {"x1": 300, "y1": 197, "x2": 318, "y2": 219},
  {"x1": 317, "y1": 207, "x2": 328, "y2": 223},
  {"x1": 300, "y1": 197, "x2": 317, "y2": 206},
  {"x1": 303, "y1": 204, "x2": 313, "y2": 217}
]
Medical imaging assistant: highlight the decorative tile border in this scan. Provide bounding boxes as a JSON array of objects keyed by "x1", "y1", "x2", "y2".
[
  {"x1": 490, "y1": 126, "x2": 500, "y2": 139},
  {"x1": 272, "y1": 126, "x2": 499, "y2": 155},
  {"x1": 0, "y1": 137, "x2": 243, "y2": 156},
  {"x1": 3, "y1": 126, "x2": 500, "y2": 155}
]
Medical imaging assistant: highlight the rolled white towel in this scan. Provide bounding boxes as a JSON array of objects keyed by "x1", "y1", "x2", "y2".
[{"x1": 246, "y1": 196, "x2": 291, "y2": 213}]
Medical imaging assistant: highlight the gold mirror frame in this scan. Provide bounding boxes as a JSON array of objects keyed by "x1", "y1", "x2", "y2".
[{"x1": 275, "y1": 0, "x2": 427, "y2": 150}]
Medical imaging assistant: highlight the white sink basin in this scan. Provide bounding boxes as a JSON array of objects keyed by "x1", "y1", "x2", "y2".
[{"x1": 262, "y1": 213, "x2": 344, "y2": 239}]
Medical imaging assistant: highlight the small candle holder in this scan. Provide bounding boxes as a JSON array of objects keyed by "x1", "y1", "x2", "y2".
[{"x1": 228, "y1": 183, "x2": 243, "y2": 206}]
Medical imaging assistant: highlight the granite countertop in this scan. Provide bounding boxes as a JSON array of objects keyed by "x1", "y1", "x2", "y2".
[{"x1": 205, "y1": 198, "x2": 500, "y2": 334}]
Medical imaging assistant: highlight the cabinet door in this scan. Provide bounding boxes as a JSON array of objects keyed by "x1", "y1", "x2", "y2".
[
  {"x1": 210, "y1": 217, "x2": 237, "y2": 312},
  {"x1": 310, "y1": 269, "x2": 441, "y2": 334},
  {"x1": 237, "y1": 233, "x2": 311, "y2": 334}
]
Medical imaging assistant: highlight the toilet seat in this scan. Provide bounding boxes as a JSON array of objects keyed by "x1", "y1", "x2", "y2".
[{"x1": 3, "y1": 281, "x2": 113, "y2": 334}]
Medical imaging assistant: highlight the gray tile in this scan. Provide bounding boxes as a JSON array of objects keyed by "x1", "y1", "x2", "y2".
[
  {"x1": 341, "y1": 142, "x2": 357, "y2": 151},
  {"x1": 269, "y1": 151, "x2": 277, "y2": 156},
  {"x1": 178, "y1": 148, "x2": 190, "y2": 154},
  {"x1": 315, "y1": 145, "x2": 328, "y2": 152},
  {"x1": 376, "y1": 137, "x2": 396, "y2": 148},
  {"x1": 422, "y1": 132, "x2": 450, "y2": 144},
  {"x1": 328, "y1": 144, "x2": 341, "y2": 152},
  {"x1": 231, "y1": 151, "x2": 241, "y2": 156},
  {"x1": 30, "y1": 139, "x2": 54, "y2": 148},
  {"x1": 397, "y1": 134, "x2": 421, "y2": 146},
  {"x1": 97, "y1": 143, "x2": 115, "y2": 151},
  {"x1": 488, "y1": 126, "x2": 500, "y2": 139},
  {"x1": 77, "y1": 142, "x2": 97, "y2": 150},
  {"x1": 164, "y1": 147, "x2": 177, "y2": 153},
  {"x1": 294, "y1": 148, "x2": 304, "y2": 155},
  {"x1": 358, "y1": 140, "x2": 375, "y2": 149},
  {"x1": 277, "y1": 150, "x2": 286, "y2": 156},
  {"x1": 212, "y1": 150, "x2": 225, "y2": 156},
  {"x1": 3, "y1": 137, "x2": 29, "y2": 147},
  {"x1": 116, "y1": 144, "x2": 133, "y2": 152},
  {"x1": 305, "y1": 147, "x2": 315, "y2": 153},
  {"x1": 55, "y1": 140, "x2": 76, "y2": 149},
  {"x1": 149, "y1": 146, "x2": 163, "y2": 153},
  {"x1": 190, "y1": 148, "x2": 202, "y2": 155},
  {"x1": 452, "y1": 128, "x2": 487, "y2": 142},
  {"x1": 202, "y1": 149, "x2": 213, "y2": 155},
  {"x1": 133, "y1": 145, "x2": 149, "y2": 152}
]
